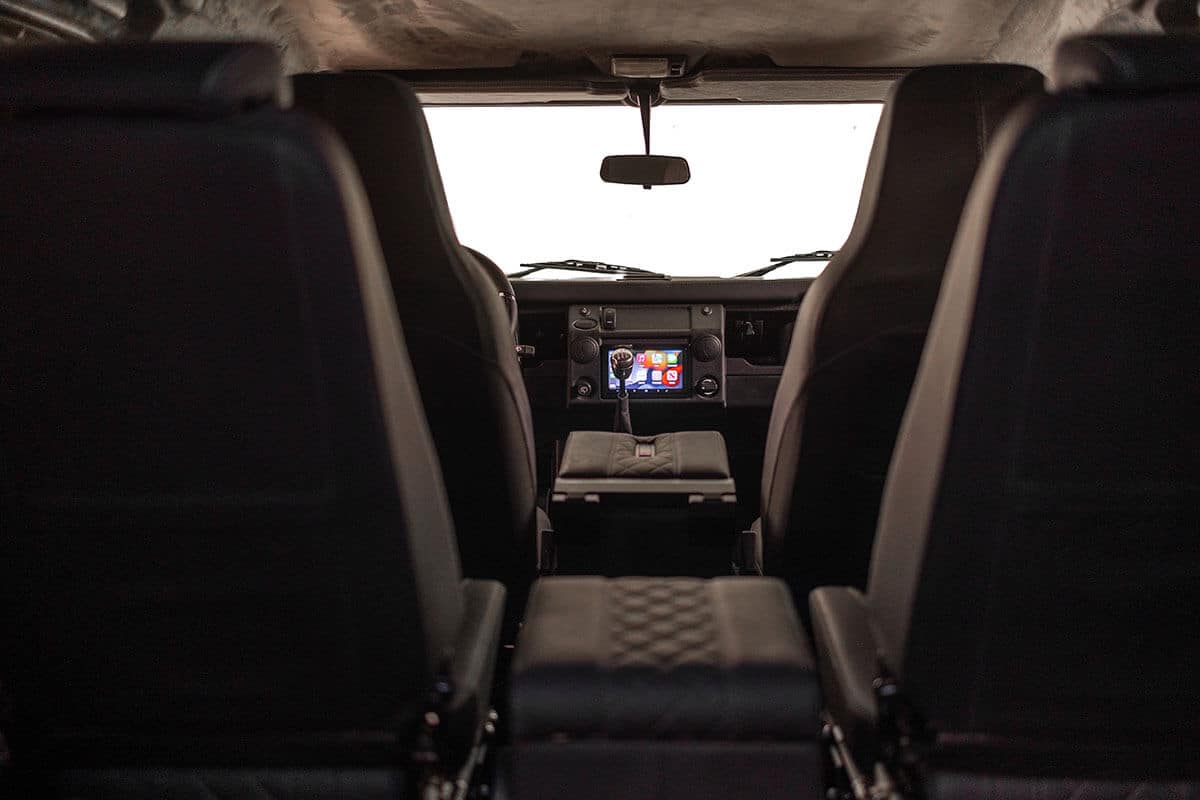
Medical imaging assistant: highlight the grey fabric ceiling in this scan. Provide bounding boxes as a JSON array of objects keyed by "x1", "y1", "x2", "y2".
[{"x1": 149, "y1": 0, "x2": 1161, "y2": 74}]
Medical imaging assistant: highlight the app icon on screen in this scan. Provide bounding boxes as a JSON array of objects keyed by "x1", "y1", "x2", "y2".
[
  {"x1": 636, "y1": 352, "x2": 646, "y2": 365},
  {"x1": 667, "y1": 352, "x2": 679, "y2": 366},
  {"x1": 664, "y1": 369, "x2": 680, "y2": 386},
  {"x1": 651, "y1": 370, "x2": 663, "y2": 383},
  {"x1": 650, "y1": 351, "x2": 667, "y2": 368}
]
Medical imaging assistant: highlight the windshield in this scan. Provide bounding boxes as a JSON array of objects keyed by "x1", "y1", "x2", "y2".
[{"x1": 424, "y1": 103, "x2": 882, "y2": 279}]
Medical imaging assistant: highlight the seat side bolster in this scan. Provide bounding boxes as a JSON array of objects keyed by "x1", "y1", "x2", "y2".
[
  {"x1": 810, "y1": 586, "x2": 880, "y2": 764},
  {"x1": 444, "y1": 579, "x2": 506, "y2": 760}
]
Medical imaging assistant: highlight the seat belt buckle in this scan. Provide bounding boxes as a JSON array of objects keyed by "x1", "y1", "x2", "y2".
[
  {"x1": 515, "y1": 344, "x2": 537, "y2": 359},
  {"x1": 732, "y1": 528, "x2": 763, "y2": 576},
  {"x1": 538, "y1": 528, "x2": 557, "y2": 576}
]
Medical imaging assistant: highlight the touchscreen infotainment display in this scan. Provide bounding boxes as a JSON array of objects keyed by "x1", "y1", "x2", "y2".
[{"x1": 606, "y1": 347, "x2": 686, "y2": 394}]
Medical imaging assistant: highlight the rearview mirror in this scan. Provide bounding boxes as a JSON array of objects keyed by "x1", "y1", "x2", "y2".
[{"x1": 600, "y1": 155, "x2": 691, "y2": 187}]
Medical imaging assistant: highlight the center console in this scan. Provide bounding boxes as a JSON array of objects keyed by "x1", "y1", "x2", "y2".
[
  {"x1": 548, "y1": 429, "x2": 738, "y2": 577},
  {"x1": 555, "y1": 304, "x2": 736, "y2": 575},
  {"x1": 566, "y1": 303, "x2": 725, "y2": 404}
]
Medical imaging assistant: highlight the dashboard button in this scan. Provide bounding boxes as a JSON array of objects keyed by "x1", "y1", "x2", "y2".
[
  {"x1": 572, "y1": 318, "x2": 599, "y2": 330},
  {"x1": 573, "y1": 378, "x2": 595, "y2": 398},
  {"x1": 696, "y1": 376, "x2": 720, "y2": 398},
  {"x1": 602, "y1": 307, "x2": 616, "y2": 330},
  {"x1": 569, "y1": 336, "x2": 601, "y2": 364},
  {"x1": 692, "y1": 333, "x2": 723, "y2": 362}
]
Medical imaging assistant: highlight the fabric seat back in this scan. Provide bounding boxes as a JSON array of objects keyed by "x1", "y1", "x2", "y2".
[
  {"x1": 869, "y1": 35, "x2": 1200, "y2": 752},
  {"x1": 0, "y1": 42, "x2": 464, "y2": 764},
  {"x1": 761, "y1": 64, "x2": 1045, "y2": 602}
]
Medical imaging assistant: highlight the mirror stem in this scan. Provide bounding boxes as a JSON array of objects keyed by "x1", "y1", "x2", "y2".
[
  {"x1": 637, "y1": 87, "x2": 653, "y2": 189},
  {"x1": 637, "y1": 87, "x2": 652, "y2": 156}
]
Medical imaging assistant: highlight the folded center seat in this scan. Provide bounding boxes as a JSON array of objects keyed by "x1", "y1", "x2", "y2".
[{"x1": 509, "y1": 576, "x2": 821, "y2": 800}]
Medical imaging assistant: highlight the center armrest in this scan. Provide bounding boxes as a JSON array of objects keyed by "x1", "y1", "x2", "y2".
[
  {"x1": 558, "y1": 430, "x2": 732, "y2": 480},
  {"x1": 512, "y1": 576, "x2": 820, "y2": 740},
  {"x1": 553, "y1": 431, "x2": 735, "y2": 503},
  {"x1": 508, "y1": 576, "x2": 822, "y2": 800}
]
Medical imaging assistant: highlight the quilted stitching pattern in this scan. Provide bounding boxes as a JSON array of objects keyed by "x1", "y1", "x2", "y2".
[
  {"x1": 510, "y1": 576, "x2": 820, "y2": 741},
  {"x1": 608, "y1": 434, "x2": 678, "y2": 478},
  {"x1": 608, "y1": 578, "x2": 718, "y2": 668}
]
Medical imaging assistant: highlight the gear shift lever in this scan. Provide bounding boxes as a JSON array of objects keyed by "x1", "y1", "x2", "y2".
[{"x1": 610, "y1": 347, "x2": 635, "y2": 434}]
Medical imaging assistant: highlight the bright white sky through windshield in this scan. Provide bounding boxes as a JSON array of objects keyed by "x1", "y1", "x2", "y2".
[{"x1": 424, "y1": 104, "x2": 882, "y2": 279}]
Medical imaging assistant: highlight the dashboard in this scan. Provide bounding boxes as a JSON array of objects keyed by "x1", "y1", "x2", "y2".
[
  {"x1": 567, "y1": 303, "x2": 726, "y2": 404},
  {"x1": 513, "y1": 278, "x2": 811, "y2": 506},
  {"x1": 515, "y1": 278, "x2": 810, "y2": 411}
]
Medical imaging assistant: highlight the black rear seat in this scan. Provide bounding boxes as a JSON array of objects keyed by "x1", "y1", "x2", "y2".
[
  {"x1": 811, "y1": 33, "x2": 1200, "y2": 795},
  {"x1": 0, "y1": 42, "x2": 502, "y2": 798}
]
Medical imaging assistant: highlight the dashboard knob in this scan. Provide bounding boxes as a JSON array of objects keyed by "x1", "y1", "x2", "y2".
[
  {"x1": 692, "y1": 333, "x2": 723, "y2": 362},
  {"x1": 569, "y1": 336, "x2": 600, "y2": 364},
  {"x1": 573, "y1": 377, "x2": 595, "y2": 399},
  {"x1": 696, "y1": 376, "x2": 720, "y2": 398}
]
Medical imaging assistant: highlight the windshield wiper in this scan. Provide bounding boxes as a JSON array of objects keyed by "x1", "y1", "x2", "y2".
[
  {"x1": 510, "y1": 259, "x2": 667, "y2": 280},
  {"x1": 736, "y1": 250, "x2": 838, "y2": 278}
]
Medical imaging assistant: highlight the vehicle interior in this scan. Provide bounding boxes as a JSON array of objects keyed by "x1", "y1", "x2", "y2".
[{"x1": 2, "y1": 1, "x2": 1198, "y2": 799}]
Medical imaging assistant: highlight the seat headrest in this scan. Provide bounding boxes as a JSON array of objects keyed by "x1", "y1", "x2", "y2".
[
  {"x1": 1053, "y1": 34, "x2": 1200, "y2": 93},
  {"x1": 0, "y1": 42, "x2": 286, "y2": 115}
]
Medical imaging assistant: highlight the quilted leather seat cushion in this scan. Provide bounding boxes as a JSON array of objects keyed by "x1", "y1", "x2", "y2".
[
  {"x1": 510, "y1": 576, "x2": 819, "y2": 740},
  {"x1": 557, "y1": 431, "x2": 731, "y2": 479}
]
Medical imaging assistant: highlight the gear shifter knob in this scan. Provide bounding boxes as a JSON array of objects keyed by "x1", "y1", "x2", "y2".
[
  {"x1": 610, "y1": 347, "x2": 635, "y2": 434},
  {"x1": 610, "y1": 347, "x2": 635, "y2": 382}
]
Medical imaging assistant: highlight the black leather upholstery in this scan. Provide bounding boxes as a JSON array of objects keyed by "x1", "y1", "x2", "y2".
[
  {"x1": 466, "y1": 246, "x2": 520, "y2": 341},
  {"x1": 292, "y1": 73, "x2": 539, "y2": 600},
  {"x1": 511, "y1": 741, "x2": 822, "y2": 800},
  {"x1": 813, "y1": 33, "x2": 1200, "y2": 784},
  {"x1": 512, "y1": 577, "x2": 818, "y2": 740},
  {"x1": 558, "y1": 431, "x2": 732, "y2": 479},
  {"x1": 808, "y1": 587, "x2": 878, "y2": 762},
  {"x1": 510, "y1": 576, "x2": 821, "y2": 800},
  {"x1": 924, "y1": 775, "x2": 1200, "y2": 800},
  {"x1": 0, "y1": 43, "x2": 503, "y2": 796},
  {"x1": 1053, "y1": 33, "x2": 1200, "y2": 93},
  {"x1": 51, "y1": 769, "x2": 408, "y2": 800},
  {"x1": 759, "y1": 65, "x2": 1045, "y2": 607}
]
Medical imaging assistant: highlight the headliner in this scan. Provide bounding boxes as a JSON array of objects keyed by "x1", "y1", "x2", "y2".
[
  {"x1": 0, "y1": 0, "x2": 1171, "y2": 91},
  {"x1": 151, "y1": 0, "x2": 1159, "y2": 75}
]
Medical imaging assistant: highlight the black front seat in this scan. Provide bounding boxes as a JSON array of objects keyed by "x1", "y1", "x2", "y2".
[
  {"x1": 0, "y1": 43, "x2": 503, "y2": 798},
  {"x1": 758, "y1": 64, "x2": 1044, "y2": 602},
  {"x1": 293, "y1": 74, "x2": 542, "y2": 603},
  {"x1": 467, "y1": 246, "x2": 521, "y2": 343},
  {"x1": 811, "y1": 33, "x2": 1200, "y2": 792}
]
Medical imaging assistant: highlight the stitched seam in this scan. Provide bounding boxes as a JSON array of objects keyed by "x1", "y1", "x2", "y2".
[{"x1": 974, "y1": 74, "x2": 987, "y2": 159}]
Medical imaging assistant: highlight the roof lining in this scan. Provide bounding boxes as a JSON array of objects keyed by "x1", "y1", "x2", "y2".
[{"x1": 0, "y1": 0, "x2": 1180, "y2": 79}]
